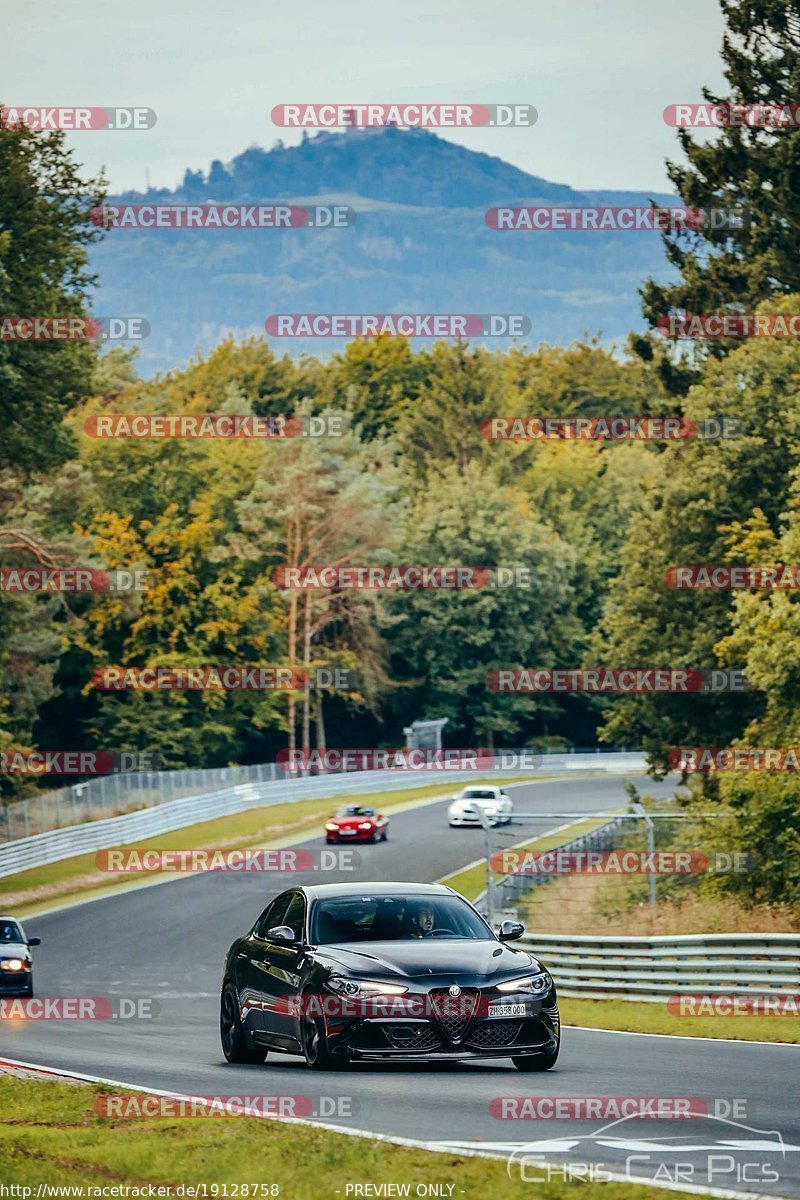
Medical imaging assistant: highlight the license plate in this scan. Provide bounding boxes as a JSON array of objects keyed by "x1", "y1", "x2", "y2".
[
  {"x1": 489, "y1": 1002, "x2": 526, "y2": 1017},
  {"x1": 338, "y1": 829, "x2": 357, "y2": 835}
]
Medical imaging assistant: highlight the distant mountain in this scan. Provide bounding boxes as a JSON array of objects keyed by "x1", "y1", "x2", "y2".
[{"x1": 92, "y1": 127, "x2": 677, "y2": 372}]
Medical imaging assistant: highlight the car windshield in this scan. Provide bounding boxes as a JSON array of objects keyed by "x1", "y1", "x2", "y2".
[
  {"x1": 310, "y1": 894, "x2": 491, "y2": 944},
  {"x1": 461, "y1": 789, "x2": 497, "y2": 800},
  {"x1": 0, "y1": 921, "x2": 23, "y2": 943},
  {"x1": 335, "y1": 806, "x2": 375, "y2": 818}
]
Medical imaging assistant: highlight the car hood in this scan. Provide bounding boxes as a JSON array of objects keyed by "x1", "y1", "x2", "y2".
[
  {"x1": 451, "y1": 797, "x2": 498, "y2": 808},
  {"x1": 329, "y1": 816, "x2": 374, "y2": 827},
  {"x1": 312, "y1": 939, "x2": 542, "y2": 981},
  {"x1": 0, "y1": 942, "x2": 28, "y2": 957}
]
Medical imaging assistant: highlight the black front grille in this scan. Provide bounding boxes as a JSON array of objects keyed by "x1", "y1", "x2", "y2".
[
  {"x1": 467, "y1": 1020, "x2": 523, "y2": 1049},
  {"x1": 384, "y1": 1023, "x2": 442, "y2": 1051},
  {"x1": 428, "y1": 988, "x2": 480, "y2": 1043}
]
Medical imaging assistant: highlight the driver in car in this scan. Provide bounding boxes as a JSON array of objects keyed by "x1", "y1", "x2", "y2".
[{"x1": 407, "y1": 902, "x2": 436, "y2": 938}]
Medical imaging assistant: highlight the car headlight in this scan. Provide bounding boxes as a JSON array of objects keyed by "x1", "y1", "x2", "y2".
[
  {"x1": 324, "y1": 823, "x2": 338, "y2": 831},
  {"x1": 0, "y1": 959, "x2": 26, "y2": 971},
  {"x1": 326, "y1": 977, "x2": 408, "y2": 996},
  {"x1": 357, "y1": 822, "x2": 372, "y2": 830},
  {"x1": 497, "y1": 971, "x2": 552, "y2": 994}
]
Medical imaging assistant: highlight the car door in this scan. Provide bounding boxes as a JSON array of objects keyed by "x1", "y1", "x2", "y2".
[
  {"x1": 260, "y1": 890, "x2": 307, "y2": 1049},
  {"x1": 236, "y1": 892, "x2": 292, "y2": 1035}
]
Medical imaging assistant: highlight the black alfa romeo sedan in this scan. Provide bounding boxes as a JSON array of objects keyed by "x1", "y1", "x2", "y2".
[{"x1": 220, "y1": 882, "x2": 559, "y2": 1071}]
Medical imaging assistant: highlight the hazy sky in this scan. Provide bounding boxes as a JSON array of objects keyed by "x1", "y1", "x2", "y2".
[{"x1": 2, "y1": 0, "x2": 726, "y2": 194}]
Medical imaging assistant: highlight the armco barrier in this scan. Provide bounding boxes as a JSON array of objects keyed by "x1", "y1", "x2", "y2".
[
  {"x1": 519, "y1": 932, "x2": 800, "y2": 1002},
  {"x1": 0, "y1": 770, "x2": 463, "y2": 880},
  {"x1": 0, "y1": 752, "x2": 646, "y2": 879}
]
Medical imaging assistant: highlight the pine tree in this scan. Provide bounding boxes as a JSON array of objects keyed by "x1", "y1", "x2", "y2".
[{"x1": 637, "y1": 2, "x2": 800, "y2": 386}]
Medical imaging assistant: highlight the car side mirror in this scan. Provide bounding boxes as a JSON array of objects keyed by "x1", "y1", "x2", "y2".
[
  {"x1": 266, "y1": 925, "x2": 298, "y2": 945},
  {"x1": 27, "y1": 937, "x2": 41, "y2": 947},
  {"x1": 498, "y1": 920, "x2": 524, "y2": 942}
]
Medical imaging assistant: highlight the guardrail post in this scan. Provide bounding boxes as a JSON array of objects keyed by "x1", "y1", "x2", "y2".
[{"x1": 632, "y1": 803, "x2": 657, "y2": 920}]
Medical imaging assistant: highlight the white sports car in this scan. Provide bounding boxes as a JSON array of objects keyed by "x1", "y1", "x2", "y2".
[{"x1": 448, "y1": 785, "x2": 513, "y2": 827}]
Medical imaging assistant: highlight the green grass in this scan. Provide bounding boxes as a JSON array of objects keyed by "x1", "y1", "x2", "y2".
[
  {"x1": 440, "y1": 816, "x2": 610, "y2": 901},
  {"x1": 0, "y1": 1074, "x2": 706, "y2": 1199},
  {"x1": 560, "y1": 995, "x2": 799, "y2": 1043},
  {"x1": 0, "y1": 776, "x2": 538, "y2": 917}
]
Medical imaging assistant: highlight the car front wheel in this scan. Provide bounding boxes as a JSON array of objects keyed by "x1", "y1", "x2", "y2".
[
  {"x1": 301, "y1": 1001, "x2": 339, "y2": 1070},
  {"x1": 220, "y1": 982, "x2": 268, "y2": 1064}
]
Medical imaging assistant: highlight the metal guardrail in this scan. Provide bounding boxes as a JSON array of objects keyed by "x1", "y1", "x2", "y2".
[
  {"x1": 518, "y1": 932, "x2": 800, "y2": 1001},
  {"x1": 0, "y1": 769, "x2": 476, "y2": 881}
]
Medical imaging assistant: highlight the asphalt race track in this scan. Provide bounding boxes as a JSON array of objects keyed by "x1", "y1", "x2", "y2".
[{"x1": 1, "y1": 773, "x2": 798, "y2": 1198}]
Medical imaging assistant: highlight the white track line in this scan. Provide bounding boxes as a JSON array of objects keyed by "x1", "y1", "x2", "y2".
[{"x1": 564, "y1": 1023, "x2": 799, "y2": 1048}]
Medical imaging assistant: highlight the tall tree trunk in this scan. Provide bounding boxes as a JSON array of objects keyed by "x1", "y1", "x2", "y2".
[
  {"x1": 315, "y1": 692, "x2": 326, "y2": 754},
  {"x1": 301, "y1": 591, "x2": 312, "y2": 756},
  {"x1": 286, "y1": 513, "x2": 299, "y2": 761}
]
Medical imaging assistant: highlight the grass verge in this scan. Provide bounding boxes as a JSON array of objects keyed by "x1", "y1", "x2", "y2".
[
  {"x1": 0, "y1": 1072, "x2": 704, "y2": 1200},
  {"x1": 559, "y1": 995, "x2": 800, "y2": 1044},
  {"x1": 0, "y1": 777, "x2": 537, "y2": 918}
]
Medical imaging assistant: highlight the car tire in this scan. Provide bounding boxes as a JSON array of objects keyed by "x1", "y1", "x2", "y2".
[
  {"x1": 512, "y1": 1045, "x2": 559, "y2": 1071},
  {"x1": 220, "y1": 982, "x2": 268, "y2": 1064},
  {"x1": 381, "y1": 828, "x2": 388, "y2": 841},
  {"x1": 326, "y1": 837, "x2": 335, "y2": 844},
  {"x1": 301, "y1": 1005, "x2": 339, "y2": 1070}
]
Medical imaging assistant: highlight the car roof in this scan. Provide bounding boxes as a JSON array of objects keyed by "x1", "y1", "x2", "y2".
[{"x1": 295, "y1": 881, "x2": 454, "y2": 901}]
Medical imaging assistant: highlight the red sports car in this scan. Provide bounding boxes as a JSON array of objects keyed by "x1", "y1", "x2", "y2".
[{"x1": 324, "y1": 805, "x2": 389, "y2": 844}]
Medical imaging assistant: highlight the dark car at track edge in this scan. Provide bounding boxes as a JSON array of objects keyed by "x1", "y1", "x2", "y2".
[
  {"x1": 0, "y1": 915, "x2": 40, "y2": 997},
  {"x1": 220, "y1": 882, "x2": 559, "y2": 1071}
]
